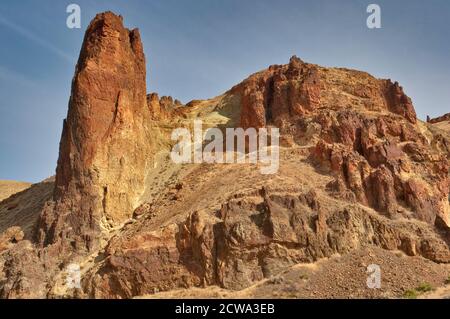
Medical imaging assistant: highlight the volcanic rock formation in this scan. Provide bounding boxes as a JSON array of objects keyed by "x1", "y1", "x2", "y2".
[
  {"x1": 233, "y1": 55, "x2": 446, "y2": 227},
  {"x1": 38, "y1": 12, "x2": 154, "y2": 252},
  {"x1": 428, "y1": 113, "x2": 450, "y2": 124},
  {"x1": 0, "y1": 12, "x2": 449, "y2": 299}
]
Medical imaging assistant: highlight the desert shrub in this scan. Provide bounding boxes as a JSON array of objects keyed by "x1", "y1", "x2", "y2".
[
  {"x1": 416, "y1": 283, "x2": 433, "y2": 293},
  {"x1": 403, "y1": 289, "x2": 418, "y2": 299}
]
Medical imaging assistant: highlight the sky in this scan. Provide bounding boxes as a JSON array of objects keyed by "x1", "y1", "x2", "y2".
[{"x1": 0, "y1": 0, "x2": 449, "y2": 183}]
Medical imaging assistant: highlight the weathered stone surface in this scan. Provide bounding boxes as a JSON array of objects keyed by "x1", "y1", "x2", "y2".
[
  {"x1": 310, "y1": 115, "x2": 449, "y2": 225},
  {"x1": 234, "y1": 56, "x2": 417, "y2": 130},
  {"x1": 82, "y1": 189, "x2": 450, "y2": 298},
  {"x1": 146, "y1": 93, "x2": 183, "y2": 120},
  {"x1": 0, "y1": 227, "x2": 24, "y2": 252},
  {"x1": 383, "y1": 80, "x2": 417, "y2": 124},
  {"x1": 0, "y1": 13, "x2": 449, "y2": 299},
  {"x1": 428, "y1": 112, "x2": 450, "y2": 124},
  {"x1": 38, "y1": 12, "x2": 153, "y2": 252},
  {"x1": 0, "y1": 241, "x2": 46, "y2": 299},
  {"x1": 234, "y1": 56, "x2": 321, "y2": 129}
]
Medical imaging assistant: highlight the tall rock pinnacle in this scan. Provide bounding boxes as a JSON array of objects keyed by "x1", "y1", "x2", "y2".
[{"x1": 39, "y1": 12, "x2": 153, "y2": 251}]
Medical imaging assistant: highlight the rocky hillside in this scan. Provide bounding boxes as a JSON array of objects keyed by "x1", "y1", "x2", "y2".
[
  {"x1": 0, "y1": 12, "x2": 449, "y2": 299},
  {"x1": 0, "y1": 181, "x2": 31, "y2": 202},
  {"x1": 429, "y1": 113, "x2": 450, "y2": 139}
]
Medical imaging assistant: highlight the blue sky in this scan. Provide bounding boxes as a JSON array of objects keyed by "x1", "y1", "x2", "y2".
[{"x1": 0, "y1": 0, "x2": 449, "y2": 182}]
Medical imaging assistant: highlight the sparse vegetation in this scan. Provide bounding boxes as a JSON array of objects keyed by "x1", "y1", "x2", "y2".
[
  {"x1": 403, "y1": 289, "x2": 418, "y2": 299},
  {"x1": 445, "y1": 276, "x2": 450, "y2": 285},
  {"x1": 416, "y1": 282, "x2": 434, "y2": 293},
  {"x1": 403, "y1": 283, "x2": 434, "y2": 299}
]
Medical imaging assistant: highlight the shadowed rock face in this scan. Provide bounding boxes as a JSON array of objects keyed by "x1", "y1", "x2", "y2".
[{"x1": 38, "y1": 12, "x2": 154, "y2": 252}]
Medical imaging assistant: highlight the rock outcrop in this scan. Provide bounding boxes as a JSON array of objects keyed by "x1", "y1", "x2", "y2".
[
  {"x1": 38, "y1": 12, "x2": 154, "y2": 252},
  {"x1": 0, "y1": 227, "x2": 24, "y2": 253},
  {"x1": 147, "y1": 93, "x2": 183, "y2": 120},
  {"x1": 231, "y1": 56, "x2": 447, "y2": 227},
  {"x1": 0, "y1": 240, "x2": 46, "y2": 299},
  {"x1": 309, "y1": 114, "x2": 449, "y2": 226},
  {"x1": 233, "y1": 56, "x2": 416, "y2": 130},
  {"x1": 233, "y1": 56, "x2": 321, "y2": 129},
  {"x1": 82, "y1": 188, "x2": 450, "y2": 298},
  {"x1": 428, "y1": 113, "x2": 450, "y2": 124}
]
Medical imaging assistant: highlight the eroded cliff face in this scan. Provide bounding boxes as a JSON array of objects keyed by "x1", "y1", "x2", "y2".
[
  {"x1": 83, "y1": 187, "x2": 450, "y2": 298},
  {"x1": 233, "y1": 56, "x2": 416, "y2": 130},
  {"x1": 232, "y1": 56, "x2": 447, "y2": 228},
  {"x1": 38, "y1": 12, "x2": 154, "y2": 252},
  {"x1": 0, "y1": 12, "x2": 449, "y2": 299}
]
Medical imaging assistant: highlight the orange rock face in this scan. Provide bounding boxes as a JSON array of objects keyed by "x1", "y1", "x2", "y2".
[
  {"x1": 234, "y1": 56, "x2": 417, "y2": 131},
  {"x1": 383, "y1": 80, "x2": 417, "y2": 124},
  {"x1": 231, "y1": 55, "x2": 445, "y2": 227},
  {"x1": 38, "y1": 12, "x2": 153, "y2": 251},
  {"x1": 146, "y1": 93, "x2": 183, "y2": 120},
  {"x1": 234, "y1": 56, "x2": 321, "y2": 129}
]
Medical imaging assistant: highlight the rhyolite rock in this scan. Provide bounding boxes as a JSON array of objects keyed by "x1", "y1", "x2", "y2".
[
  {"x1": 428, "y1": 112, "x2": 450, "y2": 124},
  {"x1": 0, "y1": 12, "x2": 448, "y2": 299},
  {"x1": 82, "y1": 188, "x2": 450, "y2": 298},
  {"x1": 38, "y1": 12, "x2": 154, "y2": 252}
]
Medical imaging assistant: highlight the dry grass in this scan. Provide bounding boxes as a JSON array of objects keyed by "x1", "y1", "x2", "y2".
[
  {"x1": 0, "y1": 178, "x2": 54, "y2": 240},
  {"x1": 0, "y1": 180, "x2": 31, "y2": 202},
  {"x1": 432, "y1": 121, "x2": 450, "y2": 134}
]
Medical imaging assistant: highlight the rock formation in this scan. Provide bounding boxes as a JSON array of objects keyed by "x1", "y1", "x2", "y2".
[
  {"x1": 147, "y1": 93, "x2": 183, "y2": 120},
  {"x1": 233, "y1": 56, "x2": 416, "y2": 130},
  {"x1": 82, "y1": 187, "x2": 450, "y2": 298},
  {"x1": 38, "y1": 12, "x2": 154, "y2": 252},
  {"x1": 232, "y1": 56, "x2": 447, "y2": 227},
  {"x1": 0, "y1": 12, "x2": 449, "y2": 299},
  {"x1": 428, "y1": 113, "x2": 450, "y2": 124}
]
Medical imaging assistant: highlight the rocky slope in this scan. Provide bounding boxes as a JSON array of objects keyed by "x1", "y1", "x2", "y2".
[
  {"x1": 0, "y1": 12, "x2": 449, "y2": 299},
  {"x1": 429, "y1": 113, "x2": 450, "y2": 141},
  {"x1": 0, "y1": 181, "x2": 31, "y2": 202}
]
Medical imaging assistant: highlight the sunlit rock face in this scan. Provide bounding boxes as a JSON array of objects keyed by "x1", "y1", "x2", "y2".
[{"x1": 39, "y1": 12, "x2": 154, "y2": 252}]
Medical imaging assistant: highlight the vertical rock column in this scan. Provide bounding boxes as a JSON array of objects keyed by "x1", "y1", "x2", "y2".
[{"x1": 39, "y1": 12, "x2": 153, "y2": 252}]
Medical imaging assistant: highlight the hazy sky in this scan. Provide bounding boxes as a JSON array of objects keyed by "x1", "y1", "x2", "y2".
[{"x1": 0, "y1": 0, "x2": 449, "y2": 182}]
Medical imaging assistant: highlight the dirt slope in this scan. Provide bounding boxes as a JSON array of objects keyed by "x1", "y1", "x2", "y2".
[{"x1": 0, "y1": 181, "x2": 31, "y2": 202}]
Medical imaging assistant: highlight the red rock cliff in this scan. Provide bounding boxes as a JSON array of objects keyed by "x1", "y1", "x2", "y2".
[{"x1": 38, "y1": 12, "x2": 153, "y2": 251}]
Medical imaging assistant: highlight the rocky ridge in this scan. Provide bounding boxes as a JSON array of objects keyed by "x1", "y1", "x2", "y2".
[{"x1": 0, "y1": 12, "x2": 449, "y2": 299}]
